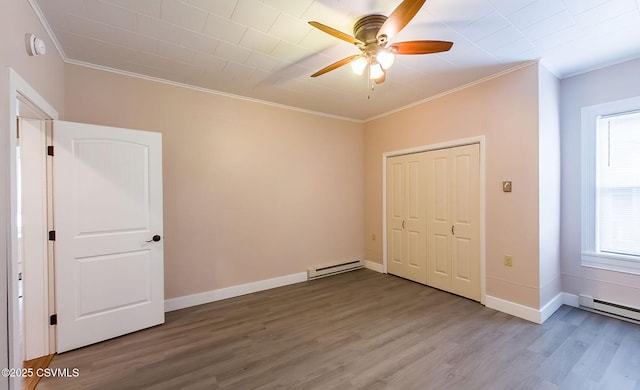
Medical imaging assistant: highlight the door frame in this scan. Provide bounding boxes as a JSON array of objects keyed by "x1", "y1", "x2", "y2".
[
  {"x1": 19, "y1": 117, "x2": 54, "y2": 360},
  {"x1": 3, "y1": 68, "x2": 58, "y2": 387},
  {"x1": 382, "y1": 136, "x2": 486, "y2": 305}
]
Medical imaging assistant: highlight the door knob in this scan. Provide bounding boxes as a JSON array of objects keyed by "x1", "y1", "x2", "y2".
[{"x1": 146, "y1": 235, "x2": 161, "y2": 242}]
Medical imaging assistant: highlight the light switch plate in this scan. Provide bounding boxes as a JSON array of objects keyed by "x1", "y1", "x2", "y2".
[{"x1": 502, "y1": 181, "x2": 512, "y2": 192}]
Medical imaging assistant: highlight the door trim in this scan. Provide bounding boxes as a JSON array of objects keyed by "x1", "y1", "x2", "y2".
[
  {"x1": 5, "y1": 68, "x2": 58, "y2": 386},
  {"x1": 382, "y1": 136, "x2": 486, "y2": 305},
  {"x1": 19, "y1": 118, "x2": 51, "y2": 360}
]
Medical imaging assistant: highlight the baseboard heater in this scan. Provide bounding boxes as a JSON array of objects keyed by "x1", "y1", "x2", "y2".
[
  {"x1": 307, "y1": 260, "x2": 364, "y2": 280},
  {"x1": 579, "y1": 294, "x2": 640, "y2": 323}
]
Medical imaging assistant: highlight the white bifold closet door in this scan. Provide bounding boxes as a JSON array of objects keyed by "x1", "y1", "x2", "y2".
[
  {"x1": 426, "y1": 144, "x2": 480, "y2": 301},
  {"x1": 386, "y1": 153, "x2": 427, "y2": 284}
]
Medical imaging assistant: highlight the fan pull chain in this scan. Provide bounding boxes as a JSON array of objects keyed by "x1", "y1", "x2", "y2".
[
  {"x1": 367, "y1": 64, "x2": 375, "y2": 99},
  {"x1": 367, "y1": 63, "x2": 371, "y2": 99},
  {"x1": 368, "y1": 77, "x2": 378, "y2": 99}
]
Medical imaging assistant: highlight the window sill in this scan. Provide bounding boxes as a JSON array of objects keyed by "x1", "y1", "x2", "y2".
[{"x1": 581, "y1": 252, "x2": 640, "y2": 276}]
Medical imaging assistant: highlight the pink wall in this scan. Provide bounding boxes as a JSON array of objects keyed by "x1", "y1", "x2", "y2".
[
  {"x1": 63, "y1": 64, "x2": 364, "y2": 299},
  {"x1": 560, "y1": 58, "x2": 640, "y2": 308},
  {"x1": 363, "y1": 64, "x2": 542, "y2": 308}
]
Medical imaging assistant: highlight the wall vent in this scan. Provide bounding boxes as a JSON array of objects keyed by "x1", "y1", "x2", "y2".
[
  {"x1": 307, "y1": 260, "x2": 364, "y2": 280},
  {"x1": 579, "y1": 294, "x2": 640, "y2": 323}
]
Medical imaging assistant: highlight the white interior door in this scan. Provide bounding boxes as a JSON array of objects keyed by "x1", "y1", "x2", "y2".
[
  {"x1": 426, "y1": 144, "x2": 480, "y2": 301},
  {"x1": 387, "y1": 156, "x2": 406, "y2": 279},
  {"x1": 386, "y1": 153, "x2": 427, "y2": 284},
  {"x1": 426, "y1": 148, "x2": 452, "y2": 291},
  {"x1": 53, "y1": 120, "x2": 164, "y2": 353},
  {"x1": 404, "y1": 153, "x2": 427, "y2": 284},
  {"x1": 450, "y1": 144, "x2": 480, "y2": 301}
]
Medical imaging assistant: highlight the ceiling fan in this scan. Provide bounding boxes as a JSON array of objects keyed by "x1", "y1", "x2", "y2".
[{"x1": 308, "y1": 0, "x2": 453, "y2": 84}]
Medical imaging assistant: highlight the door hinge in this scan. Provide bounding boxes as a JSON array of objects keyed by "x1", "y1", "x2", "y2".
[
  {"x1": 48, "y1": 230, "x2": 56, "y2": 241},
  {"x1": 47, "y1": 145, "x2": 54, "y2": 156},
  {"x1": 49, "y1": 314, "x2": 57, "y2": 325}
]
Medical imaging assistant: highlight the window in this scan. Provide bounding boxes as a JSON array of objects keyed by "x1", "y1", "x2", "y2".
[{"x1": 582, "y1": 97, "x2": 640, "y2": 274}]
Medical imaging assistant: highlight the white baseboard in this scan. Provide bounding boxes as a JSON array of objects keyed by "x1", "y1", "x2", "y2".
[
  {"x1": 562, "y1": 292, "x2": 580, "y2": 307},
  {"x1": 485, "y1": 295, "x2": 541, "y2": 323},
  {"x1": 164, "y1": 272, "x2": 307, "y2": 312},
  {"x1": 540, "y1": 293, "x2": 564, "y2": 323},
  {"x1": 364, "y1": 260, "x2": 384, "y2": 273},
  {"x1": 485, "y1": 293, "x2": 564, "y2": 324}
]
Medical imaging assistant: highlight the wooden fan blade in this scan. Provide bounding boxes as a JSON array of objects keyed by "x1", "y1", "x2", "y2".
[
  {"x1": 390, "y1": 40, "x2": 453, "y2": 55},
  {"x1": 377, "y1": 0, "x2": 426, "y2": 41},
  {"x1": 311, "y1": 55, "x2": 362, "y2": 77},
  {"x1": 309, "y1": 21, "x2": 363, "y2": 45}
]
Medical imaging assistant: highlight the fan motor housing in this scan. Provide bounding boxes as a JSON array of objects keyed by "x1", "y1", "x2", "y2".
[{"x1": 353, "y1": 14, "x2": 388, "y2": 46}]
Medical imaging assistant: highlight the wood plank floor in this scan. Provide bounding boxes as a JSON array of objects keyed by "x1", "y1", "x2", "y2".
[
  {"x1": 39, "y1": 269, "x2": 640, "y2": 389},
  {"x1": 23, "y1": 354, "x2": 54, "y2": 390}
]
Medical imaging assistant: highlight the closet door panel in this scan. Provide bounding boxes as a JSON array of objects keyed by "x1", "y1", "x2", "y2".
[
  {"x1": 426, "y1": 149, "x2": 451, "y2": 290},
  {"x1": 387, "y1": 153, "x2": 427, "y2": 283},
  {"x1": 450, "y1": 144, "x2": 480, "y2": 301},
  {"x1": 387, "y1": 156, "x2": 407, "y2": 278},
  {"x1": 405, "y1": 153, "x2": 427, "y2": 283}
]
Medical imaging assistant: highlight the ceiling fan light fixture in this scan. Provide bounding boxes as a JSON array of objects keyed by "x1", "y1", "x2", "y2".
[
  {"x1": 369, "y1": 62, "x2": 384, "y2": 80},
  {"x1": 308, "y1": 0, "x2": 453, "y2": 85},
  {"x1": 376, "y1": 50, "x2": 395, "y2": 70},
  {"x1": 350, "y1": 56, "x2": 368, "y2": 75}
]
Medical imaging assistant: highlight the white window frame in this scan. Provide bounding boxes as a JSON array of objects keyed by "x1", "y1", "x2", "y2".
[{"x1": 581, "y1": 96, "x2": 640, "y2": 275}]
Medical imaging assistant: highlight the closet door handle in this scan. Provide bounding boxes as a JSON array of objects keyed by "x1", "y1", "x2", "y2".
[
  {"x1": 451, "y1": 225, "x2": 455, "y2": 235},
  {"x1": 402, "y1": 220, "x2": 405, "y2": 229},
  {"x1": 146, "y1": 234, "x2": 162, "y2": 243}
]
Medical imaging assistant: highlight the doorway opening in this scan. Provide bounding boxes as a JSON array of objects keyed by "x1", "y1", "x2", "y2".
[
  {"x1": 17, "y1": 113, "x2": 55, "y2": 362},
  {"x1": 5, "y1": 68, "x2": 59, "y2": 389}
]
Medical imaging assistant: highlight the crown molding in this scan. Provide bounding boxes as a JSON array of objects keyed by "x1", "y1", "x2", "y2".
[
  {"x1": 27, "y1": 0, "x2": 68, "y2": 62},
  {"x1": 65, "y1": 58, "x2": 365, "y2": 123},
  {"x1": 365, "y1": 60, "x2": 540, "y2": 122}
]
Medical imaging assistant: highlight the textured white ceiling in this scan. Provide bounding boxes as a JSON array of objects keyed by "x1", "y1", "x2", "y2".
[{"x1": 32, "y1": 0, "x2": 640, "y2": 120}]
